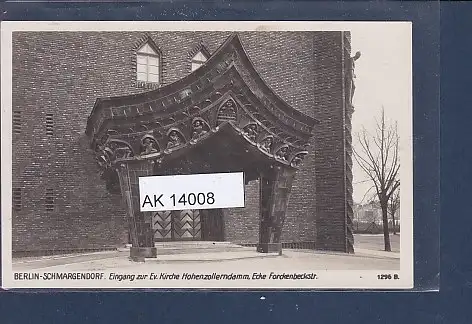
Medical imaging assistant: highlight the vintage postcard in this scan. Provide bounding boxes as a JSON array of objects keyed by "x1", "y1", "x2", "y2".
[{"x1": 1, "y1": 21, "x2": 412, "y2": 289}]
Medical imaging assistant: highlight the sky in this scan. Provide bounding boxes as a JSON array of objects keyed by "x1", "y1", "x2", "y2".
[{"x1": 349, "y1": 23, "x2": 412, "y2": 204}]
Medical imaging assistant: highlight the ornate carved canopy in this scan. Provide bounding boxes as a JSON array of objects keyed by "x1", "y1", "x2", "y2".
[{"x1": 86, "y1": 33, "x2": 318, "y2": 184}]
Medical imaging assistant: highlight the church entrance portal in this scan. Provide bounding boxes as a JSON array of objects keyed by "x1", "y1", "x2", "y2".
[{"x1": 86, "y1": 34, "x2": 317, "y2": 261}]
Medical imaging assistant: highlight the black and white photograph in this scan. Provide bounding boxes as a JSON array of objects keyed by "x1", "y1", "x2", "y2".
[{"x1": 1, "y1": 21, "x2": 412, "y2": 289}]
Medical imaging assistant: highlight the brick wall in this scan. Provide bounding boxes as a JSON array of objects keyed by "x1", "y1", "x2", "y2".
[
  {"x1": 12, "y1": 32, "x2": 134, "y2": 253},
  {"x1": 11, "y1": 31, "x2": 345, "y2": 253},
  {"x1": 224, "y1": 181, "x2": 260, "y2": 243},
  {"x1": 311, "y1": 32, "x2": 349, "y2": 252}
]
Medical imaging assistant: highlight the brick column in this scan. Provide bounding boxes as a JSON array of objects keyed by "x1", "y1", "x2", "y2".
[
  {"x1": 116, "y1": 160, "x2": 157, "y2": 261},
  {"x1": 258, "y1": 172, "x2": 273, "y2": 252},
  {"x1": 257, "y1": 166, "x2": 296, "y2": 254}
]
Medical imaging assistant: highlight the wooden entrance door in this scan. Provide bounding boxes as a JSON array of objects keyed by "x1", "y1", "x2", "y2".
[
  {"x1": 152, "y1": 210, "x2": 202, "y2": 241},
  {"x1": 201, "y1": 209, "x2": 225, "y2": 241}
]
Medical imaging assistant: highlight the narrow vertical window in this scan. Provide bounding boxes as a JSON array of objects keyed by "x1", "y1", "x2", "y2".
[
  {"x1": 13, "y1": 110, "x2": 22, "y2": 134},
  {"x1": 13, "y1": 188, "x2": 22, "y2": 211},
  {"x1": 136, "y1": 43, "x2": 160, "y2": 84},
  {"x1": 45, "y1": 188, "x2": 54, "y2": 212},
  {"x1": 191, "y1": 51, "x2": 208, "y2": 72},
  {"x1": 45, "y1": 113, "x2": 54, "y2": 136}
]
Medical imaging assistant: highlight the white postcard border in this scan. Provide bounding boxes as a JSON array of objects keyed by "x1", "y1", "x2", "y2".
[{"x1": 1, "y1": 21, "x2": 413, "y2": 289}]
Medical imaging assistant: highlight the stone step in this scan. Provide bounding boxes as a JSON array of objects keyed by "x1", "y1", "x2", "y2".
[
  {"x1": 125, "y1": 241, "x2": 254, "y2": 255},
  {"x1": 155, "y1": 246, "x2": 251, "y2": 255}
]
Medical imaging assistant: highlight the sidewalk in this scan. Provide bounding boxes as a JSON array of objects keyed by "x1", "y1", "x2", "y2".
[
  {"x1": 12, "y1": 233, "x2": 400, "y2": 271},
  {"x1": 12, "y1": 246, "x2": 399, "y2": 272}
]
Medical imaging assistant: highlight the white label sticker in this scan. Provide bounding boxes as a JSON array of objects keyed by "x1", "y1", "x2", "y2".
[{"x1": 138, "y1": 172, "x2": 245, "y2": 212}]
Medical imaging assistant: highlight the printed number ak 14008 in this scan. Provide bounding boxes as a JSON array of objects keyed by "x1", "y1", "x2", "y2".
[{"x1": 141, "y1": 192, "x2": 216, "y2": 209}]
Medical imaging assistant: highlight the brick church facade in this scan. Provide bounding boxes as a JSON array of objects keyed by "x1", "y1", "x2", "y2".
[{"x1": 11, "y1": 31, "x2": 355, "y2": 256}]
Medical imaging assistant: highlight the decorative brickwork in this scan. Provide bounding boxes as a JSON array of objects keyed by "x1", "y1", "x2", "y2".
[
  {"x1": 12, "y1": 110, "x2": 22, "y2": 135},
  {"x1": 343, "y1": 32, "x2": 355, "y2": 253}
]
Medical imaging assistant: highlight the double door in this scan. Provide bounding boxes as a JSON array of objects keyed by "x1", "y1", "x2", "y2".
[{"x1": 151, "y1": 209, "x2": 224, "y2": 241}]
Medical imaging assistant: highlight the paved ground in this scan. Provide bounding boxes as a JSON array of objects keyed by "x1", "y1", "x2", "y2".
[{"x1": 12, "y1": 234, "x2": 400, "y2": 272}]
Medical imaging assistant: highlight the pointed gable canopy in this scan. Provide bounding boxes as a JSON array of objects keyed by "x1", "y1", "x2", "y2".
[{"x1": 86, "y1": 33, "x2": 318, "y2": 174}]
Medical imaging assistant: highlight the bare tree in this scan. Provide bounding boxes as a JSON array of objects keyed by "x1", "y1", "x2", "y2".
[
  {"x1": 389, "y1": 189, "x2": 400, "y2": 235},
  {"x1": 354, "y1": 108, "x2": 400, "y2": 251}
]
